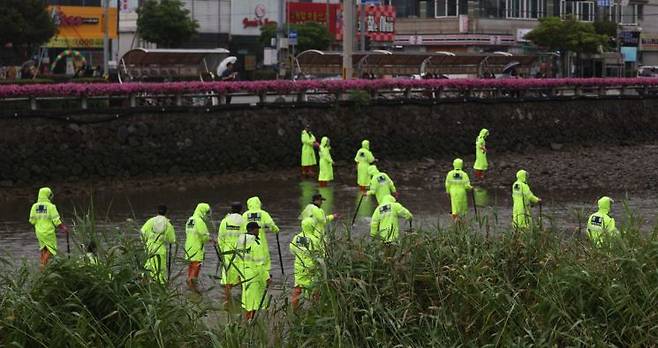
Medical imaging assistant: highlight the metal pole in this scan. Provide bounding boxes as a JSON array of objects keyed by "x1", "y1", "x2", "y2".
[
  {"x1": 103, "y1": 0, "x2": 109, "y2": 76},
  {"x1": 342, "y1": 0, "x2": 354, "y2": 79},
  {"x1": 359, "y1": 1, "x2": 366, "y2": 51},
  {"x1": 326, "y1": 0, "x2": 331, "y2": 31}
]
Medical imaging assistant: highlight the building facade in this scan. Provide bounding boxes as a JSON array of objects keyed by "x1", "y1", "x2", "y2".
[{"x1": 392, "y1": 0, "x2": 649, "y2": 65}]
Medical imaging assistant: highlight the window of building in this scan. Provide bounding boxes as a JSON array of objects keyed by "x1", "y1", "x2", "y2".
[
  {"x1": 480, "y1": 0, "x2": 505, "y2": 18},
  {"x1": 506, "y1": 0, "x2": 546, "y2": 19},
  {"x1": 435, "y1": 0, "x2": 458, "y2": 17},
  {"x1": 560, "y1": 0, "x2": 595, "y2": 21},
  {"x1": 609, "y1": 4, "x2": 638, "y2": 25}
]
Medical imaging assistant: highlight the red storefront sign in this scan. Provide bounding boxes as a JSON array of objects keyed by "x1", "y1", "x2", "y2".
[
  {"x1": 336, "y1": 5, "x2": 396, "y2": 42},
  {"x1": 287, "y1": 3, "x2": 340, "y2": 34}
]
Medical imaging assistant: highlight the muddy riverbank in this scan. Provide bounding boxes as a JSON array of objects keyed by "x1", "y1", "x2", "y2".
[{"x1": 2, "y1": 142, "x2": 657, "y2": 202}]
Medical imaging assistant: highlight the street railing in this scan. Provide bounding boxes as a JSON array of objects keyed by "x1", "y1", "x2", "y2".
[{"x1": 1, "y1": 78, "x2": 657, "y2": 112}]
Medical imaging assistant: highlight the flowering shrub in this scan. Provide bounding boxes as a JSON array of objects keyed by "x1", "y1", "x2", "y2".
[{"x1": 0, "y1": 78, "x2": 657, "y2": 99}]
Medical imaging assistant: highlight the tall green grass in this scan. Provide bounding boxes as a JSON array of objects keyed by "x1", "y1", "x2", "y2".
[{"x1": 1, "y1": 210, "x2": 657, "y2": 347}]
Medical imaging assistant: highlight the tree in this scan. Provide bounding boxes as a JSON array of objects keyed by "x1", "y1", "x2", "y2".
[
  {"x1": 137, "y1": 0, "x2": 198, "y2": 48},
  {"x1": 260, "y1": 22, "x2": 332, "y2": 54},
  {"x1": 593, "y1": 20, "x2": 618, "y2": 50},
  {"x1": 525, "y1": 16, "x2": 608, "y2": 76},
  {"x1": 0, "y1": 0, "x2": 56, "y2": 53}
]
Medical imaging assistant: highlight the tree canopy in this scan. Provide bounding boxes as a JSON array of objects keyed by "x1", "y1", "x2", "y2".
[
  {"x1": 0, "y1": 0, "x2": 56, "y2": 49},
  {"x1": 260, "y1": 22, "x2": 332, "y2": 53},
  {"x1": 525, "y1": 16, "x2": 608, "y2": 55},
  {"x1": 137, "y1": 0, "x2": 198, "y2": 48}
]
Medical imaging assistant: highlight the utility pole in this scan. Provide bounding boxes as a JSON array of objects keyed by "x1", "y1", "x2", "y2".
[
  {"x1": 359, "y1": 1, "x2": 365, "y2": 51},
  {"x1": 103, "y1": 0, "x2": 109, "y2": 76},
  {"x1": 326, "y1": 0, "x2": 331, "y2": 32},
  {"x1": 342, "y1": 0, "x2": 354, "y2": 79},
  {"x1": 278, "y1": 0, "x2": 286, "y2": 78}
]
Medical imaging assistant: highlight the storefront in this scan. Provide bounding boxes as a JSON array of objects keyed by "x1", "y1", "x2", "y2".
[
  {"x1": 640, "y1": 33, "x2": 658, "y2": 66},
  {"x1": 46, "y1": 5, "x2": 118, "y2": 75}
]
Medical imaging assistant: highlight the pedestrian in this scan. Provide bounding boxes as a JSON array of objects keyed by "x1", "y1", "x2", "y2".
[
  {"x1": 512, "y1": 170, "x2": 541, "y2": 230},
  {"x1": 318, "y1": 136, "x2": 334, "y2": 186},
  {"x1": 217, "y1": 202, "x2": 244, "y2": 305},
  {"x1": 354, "y1": 140, "x2": 376, "y2": 192},
  {"x1": 445, "y1": 158, "x2": 473, "y2": 221},
  {"x1": 237, "y1": 221, "x2": 269, "y2": 320},
  {"x1": 184, "y1": 203, "x2": 211, "y2": 292},
  {"x1": 290, "y1": 217, "x2": 321, "y2": 310},
  {"x1": 29, "y1": 187, "x2": 69, "y2": 271},
  {"x1": 301, "y1": 125, "x2": 318, "y2": 177},
  {"x1": 242, "y1": 197, "x2": 280, "y2": 278},
  {"x1": 299, "y1": 193, "x2": 339, "y2": 242},
  {"x1": 587, "y1": 196, "x2": 618, "y2": 247},
  {"x1": 473, "y1": 129, "x2": 489, "y2": 180},
  {"x1": 140, "y1": 205, "x2": 176, "y2": 284},
  {"x1": 366, "y1": 165, "x2": 398, "y2": 205},
  {"x1": 220, "y1": 62, "x2": 237, "y2": 104},
  {"x1": 370, "y1": 195, "x2": 413, "y2": 244}
]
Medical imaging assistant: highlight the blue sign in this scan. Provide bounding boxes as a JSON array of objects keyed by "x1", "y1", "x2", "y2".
[
  {"x1": 289, "y1": 31, "x2": 298, "y2": 46},
  {"x1": 361, "y1": 0, "x2": 380, "y2": 4}
]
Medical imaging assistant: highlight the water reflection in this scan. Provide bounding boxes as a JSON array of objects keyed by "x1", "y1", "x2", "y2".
[
  {"x1": 473, "y1": 186, "x2": 490, "y2": 207},
  {"x1": 317, "y1": 185, "x2": 334, "y2": 215}
]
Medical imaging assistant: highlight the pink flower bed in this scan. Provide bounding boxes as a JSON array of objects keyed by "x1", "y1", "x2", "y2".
[{"x1": 0, "y1": 78, "x2": 657, "y2": 98}]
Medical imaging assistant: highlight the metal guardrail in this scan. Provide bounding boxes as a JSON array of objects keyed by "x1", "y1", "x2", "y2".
[{"x1": 0, "y1": 83, "x2": 656, "y2": 113}]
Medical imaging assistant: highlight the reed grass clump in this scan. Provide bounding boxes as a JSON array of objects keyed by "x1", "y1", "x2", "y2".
[{"x1": 1, "y1": 211, "x2": 657, "y2": 347}]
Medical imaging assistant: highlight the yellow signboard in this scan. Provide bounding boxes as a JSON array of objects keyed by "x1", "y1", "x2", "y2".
[{"x1": 47, "y1": 6, "x2": 118, "y2": 48}]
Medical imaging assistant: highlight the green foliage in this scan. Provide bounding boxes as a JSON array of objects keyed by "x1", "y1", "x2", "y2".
[
  {"x1": 0, "y1": 211, "x2": 212, "y2": 347},
  {"x1": 526, "y1": 16, "x2": 608, "y2": 54},
  {"x1": 260, "y1": 22, "x2": 332, "y2": 53},
  {"x1": 0, "y1": 0, "x2": 56, "y2": 49},
  {"x1": 137, "y1": 0, "x2": 198, "y2": 48},
  {"x1": 594, "y1": 20, "x2": 618, "y2": 50},
  {"x1": 2, "y1": 209, "x2": 658, "y2": 346}
]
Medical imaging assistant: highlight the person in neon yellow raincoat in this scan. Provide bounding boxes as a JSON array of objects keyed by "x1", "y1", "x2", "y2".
[
  {"x1": 587, "y1": 196, "x2": 618, "y2": 247},
  {"x1": 29, "y1": 187, "x2": 68, "y2": 270},
  {"x1": 370, "y1": 195, "x2": 413, "y2": 243},
  {"x1": 318, "y1": 136, "x2": 334, "y2": 186},
  {"x1": 301, "y1": 126, "x2": 318, "y2": 177},
  {"x1": 366, "y1": 165, "x2": 397, "y2": 204},
  {"x1": 140, "y1": 205, "x2": 176, "y2": 284},
  {"x1": 512, "y1": 170, "x2": 541, "y2": 230},
  {"x1": 184, "y1": 203, "x2": 211, "y2": 292},
  {"x1": 473, "y1": 129, "x2": 489, "y2": 179},
  {"x1": 299, "y1": 193, "x2": 337, "y2": 243},
  {"x1": 290, "y1": 217, "x2": 322, "y2": 309},
  {"x1": 354, "y1": 140, "x2": 375, "y2": 192},
  {"x1": 217, "y1": 202, "x2": 244, "y2": 304},
  {"x1": 445, "y1": 158, "x2": 473, "y2": 220},
  {"x1": 237, "y1": 221, "x2": 270, "y2": 320},
  {"x1": 242, "y1": 197, "x2": 280, "y2": 277}
]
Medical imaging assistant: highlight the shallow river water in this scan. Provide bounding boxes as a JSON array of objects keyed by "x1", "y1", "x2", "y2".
[{"x1": 1, "y1": 174, "x2": 656, "y2": 295}]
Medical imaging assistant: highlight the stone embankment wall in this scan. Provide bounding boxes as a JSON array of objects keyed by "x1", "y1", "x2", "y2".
[{"x1": 1, "y1": 98, "x2": 657, "y2": 185}]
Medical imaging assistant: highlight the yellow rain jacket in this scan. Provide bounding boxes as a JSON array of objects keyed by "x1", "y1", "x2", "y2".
[
  {"x1": 445, "y1": 159, "x2": 472, "y2": 216},
  {"x1": 301, "y1": 129, "x2": 317, "y2": 166},
  {"x1": 474, "y1": 128, "x2": 489, "y2": 171},
  {"x1": 29, "y1": 187, "x2": 63, "y2": 255},
  {"x1": 354, "y1": 140, "x2": 375, "y2": 187},
  {"x1": 184, "y1": 203, "x2": 210, "y2": 262},
  {"x1": 512, "y1": 170, "x2": 540, "y2": 229},
  {"x1": 218, "y1": 212, "x2": 244, "y2": 285},
  {"x1": 587, "y1": 196, "x2": 619, "y2": 247},
  {"x1": 318, "y1": 136, "x2": 334, "y2": 181},
  {"x1": 141, "y1": 215, "x2": 176, "y2": 283},
  {"x1": 236, "y1": 232, "x2": 269, "y2": 311},
  {"x1": 370, "y1": 195, "x2": 413, "y2": 243},
  {"x1": 367, "y1": 165, "x2": 397, "y2": 204},
  {"x1": 242, "y1": 197, "x2": 280, "y2": 275}
]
